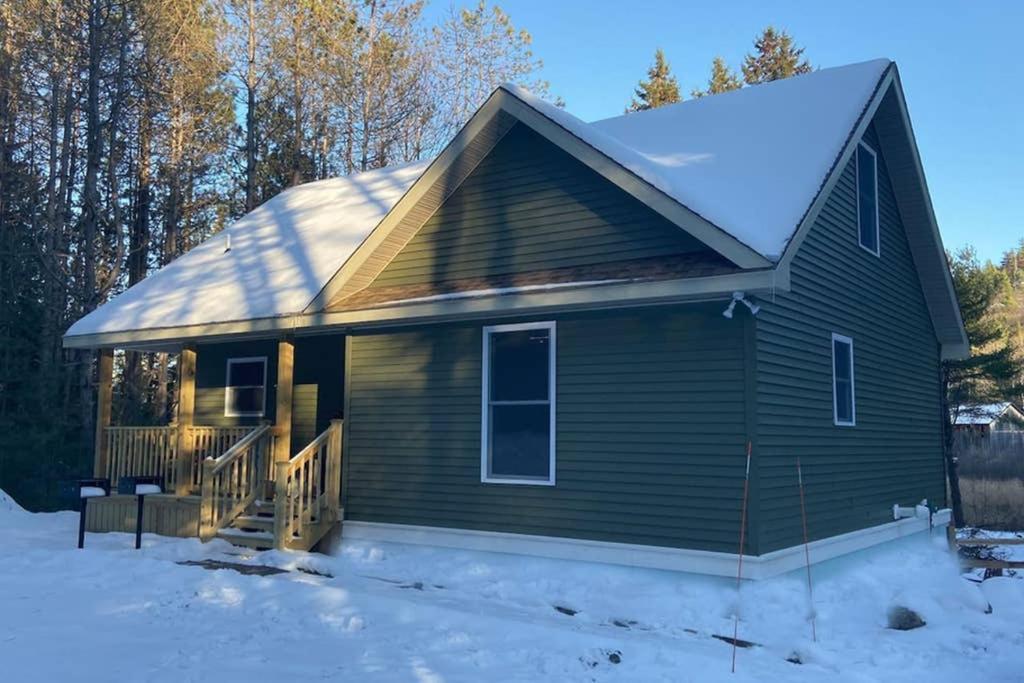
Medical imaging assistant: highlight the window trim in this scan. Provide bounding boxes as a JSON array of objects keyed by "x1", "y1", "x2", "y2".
[
  {"x1": 831, "y1": 333, "x2": 856, "y2": 427},
  {"x1": 856, "y1": 141, "x2": 880, "y2": 257},
  {"x1": 224, "y1": 356, "x2": 268, "y2": 418},
  {"x1": 480, "y1": 321, "x2": 557, "y2": 486}
]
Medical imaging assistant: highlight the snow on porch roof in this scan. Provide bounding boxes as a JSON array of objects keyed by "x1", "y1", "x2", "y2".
[
  {"x1": 504, "y1": 58, "x2": 890, "y2": 260},
  {"x1": 65, "y1": 160, "x2": 428, "y2": 339}
]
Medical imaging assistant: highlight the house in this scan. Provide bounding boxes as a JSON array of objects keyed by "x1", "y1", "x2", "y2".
[
  {"x1": 64, "y1": 59, "x2": 967, "y2": 579},
  {"x1": 953, "y1": 403, "x2": 1024, "y2": 435}
]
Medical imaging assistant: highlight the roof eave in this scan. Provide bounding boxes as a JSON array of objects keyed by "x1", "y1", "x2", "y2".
[{"x1": 62, "y1": 268, "x2": 782, "y2": 350}]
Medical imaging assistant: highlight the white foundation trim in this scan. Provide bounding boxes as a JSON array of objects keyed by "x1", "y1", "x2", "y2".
[{"x1": 341, "y1": 508, "x2": 950, "y2": 580}]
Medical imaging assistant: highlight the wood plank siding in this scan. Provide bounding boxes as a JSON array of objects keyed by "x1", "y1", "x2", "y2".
[
  {"x1": 366, "y1": 122, "x2": 714, "y2": 290},
  {"x1": 86, "y1": 495, "x2": 201, "y2": 538},
  {"x1": 753, "y1": 124, "x2": 945, "y2": 553},
  {"x1": 344, "y1": 305, "x2": 754, "y2": 553}
]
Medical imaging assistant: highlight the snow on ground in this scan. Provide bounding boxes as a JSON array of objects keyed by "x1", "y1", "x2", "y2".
[{"x1": 1, "y1": 501, "x2": 1021, "y2": 682}]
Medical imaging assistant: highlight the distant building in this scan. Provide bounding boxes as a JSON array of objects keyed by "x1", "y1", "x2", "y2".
[{"x1": 954, "y1": 403, "x2": 1024, "y2": 435}]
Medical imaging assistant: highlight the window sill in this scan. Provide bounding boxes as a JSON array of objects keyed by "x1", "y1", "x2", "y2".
[{"x1": 481, "y1": 476, "x2": 556, "y2": 487}]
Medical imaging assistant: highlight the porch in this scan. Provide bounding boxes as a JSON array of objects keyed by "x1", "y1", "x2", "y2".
[{"x1": 86, "y1": 341, "x2": 343, "y2": 552}]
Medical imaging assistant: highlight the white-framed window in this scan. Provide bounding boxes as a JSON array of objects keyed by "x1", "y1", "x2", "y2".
[
  {"x1": 224, "y1": 356, "x2": 267, "y2": 417},
  {"x1": 831, "y1": 333, "x2": 856, "y2": 426},
  {"x1": 481, "y1": 321, "x2": 556, "y2": 485},
  {"x1": 856, "y1": 141, "x2": 880, "y2": 256}
]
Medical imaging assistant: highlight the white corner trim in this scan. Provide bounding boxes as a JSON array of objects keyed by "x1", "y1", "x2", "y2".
[{"x1": 341, "y1": 509, "x2": 950, "y2": 580}]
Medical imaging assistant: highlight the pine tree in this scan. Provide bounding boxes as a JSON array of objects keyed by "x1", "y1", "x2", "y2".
[
  {"x1": 628, "y1": 48, "x2": 681, "y2": 112},
  {"x1": 741, "y1": 26, "x2": 812, "y2": 85},
  {"x1": 691, "y1": 56, "x2": 742, "y2": 99}
]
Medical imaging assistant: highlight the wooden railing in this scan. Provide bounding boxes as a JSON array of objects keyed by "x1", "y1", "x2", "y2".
[
  {"x1": 274, "y1": 420, "x2": 343, "y2": 550},
  {"x1": 104, "y1": 426, "x2": 179, "y2": 490},
  {"x1": 103, "y1": 425, "x2": 252, "y2": 493},
  {"x1": 199, "y1": 423, "x2": 273, "y2": 541},
  {"x1": 185, "y1": 426, "x2": 252, "y2": 490}
]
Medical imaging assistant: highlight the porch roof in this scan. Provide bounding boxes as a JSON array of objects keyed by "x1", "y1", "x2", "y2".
[{"x1": 64, "y1": 161, "x2": 427, "y2": 343}]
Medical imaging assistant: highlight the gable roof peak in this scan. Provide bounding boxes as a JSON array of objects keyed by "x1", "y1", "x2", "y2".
[{"x1": 500, "y1": 59, "x2": 891, "y2": 261}]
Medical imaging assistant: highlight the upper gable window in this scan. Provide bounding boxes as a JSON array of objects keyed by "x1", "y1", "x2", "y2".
[{"x1": 856, "y1": 142, "x2": 879, "y2": 256}]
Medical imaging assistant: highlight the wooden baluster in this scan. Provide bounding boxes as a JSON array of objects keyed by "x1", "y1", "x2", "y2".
[
  {"x1": 273, "y1": 462, "x2": 289, "y2": 550},
  {"x1": 240, "y1": 444, "x2": 249, "y2": 499},
  {"x1": 200, "y1": 458, "x2": 216, "y2": 541},
  {"x1": 332, "y1": 420, "x2": 343, "y2": 521}
]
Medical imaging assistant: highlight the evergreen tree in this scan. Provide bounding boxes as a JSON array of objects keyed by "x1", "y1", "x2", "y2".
[
  {"x1": 691, "y1": 56, "x2": 742, "y2": 99},
  {"x1": 628, "y1": 48, "x2": 681, "y2": 112},
  {"x1": 943, "y1": 247, "x2": 1022, "y2": 525},
  {"x1": 741, "y1": 26, "x2": 812, "y2": 85}
]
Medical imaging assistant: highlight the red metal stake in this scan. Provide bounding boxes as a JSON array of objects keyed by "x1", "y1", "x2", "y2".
[
  {"x1": 797, "y1": 457, "x2": 817, "y2": 642},
  {"x1": 731, "y1": 441, "x2": 752, "y2": 674}
]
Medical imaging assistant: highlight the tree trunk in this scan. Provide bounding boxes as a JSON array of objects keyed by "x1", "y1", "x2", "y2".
[
  {"x1": 940, "y1": 366, "x2": 965, "y2": 527},
  {"x1": 244, "y1": 0, "x2": 257, "y2": 210},
  {"x1": 125, "y1": 106, "x2": 152, "y2": 414},
  {"x1": 80, "y1": 0, "x2": 104, "y2": 447}
]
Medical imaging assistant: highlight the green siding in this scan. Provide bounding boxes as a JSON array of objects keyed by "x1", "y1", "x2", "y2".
[
  {"x1": 753, "y1": 124, "x2": 945, "y2": 553},
  {"x1": 293, "y1": 335, "x2": 346, "y2": 439},
  {"x1": 194, "y1": 335, "x2": 345, "y2": 450},
  {"x1": 368, "y1": 122, "x2": 709, "y2": 288},
  {"x1": 292, "y1": 385, "x2": 318, "y2": 449},
  {"x1": 344, "y1": 306, "x2": 754, "y2": 553},
  {"x1": 195, "y1": 340, "x2": 279, "y2": 427}
]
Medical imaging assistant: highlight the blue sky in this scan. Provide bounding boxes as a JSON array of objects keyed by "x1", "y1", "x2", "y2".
[{"x1": 437, "y1": 1, "x2": 1023, "y2": 264}]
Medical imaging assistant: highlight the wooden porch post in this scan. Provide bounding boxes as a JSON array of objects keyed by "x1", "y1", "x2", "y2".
[
  {"x1": 174, "y1": 346, "x2": 197, "y2": 495},
  {"x1": 93, "y1": 349, "x2": 113, "y2": 477},
  {"x1": 273, "y1": 338, "x2": 294, "y2": 464}
]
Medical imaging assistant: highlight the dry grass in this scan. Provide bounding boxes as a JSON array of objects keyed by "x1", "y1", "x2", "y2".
[
  {"x1": 960, "y1": 478, "x2": 1024, "y2": 530},
  {"x1": 954, "y1": 432, "x2": 1024, "y2": 530}
]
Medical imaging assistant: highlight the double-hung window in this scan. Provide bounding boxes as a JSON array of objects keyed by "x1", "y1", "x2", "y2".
[
  {"x1": 225, "y1": 357, "x2": 267, "y2": 417},
  {"x1": 831, "y1": 334, "x2": 855, "y2": 426},
  {"x1": 481, "y1": 322, "x2": 556, "y2": 485},
  {"x1": 856, "y1": 142, "x2": 879, "y2": 256}
]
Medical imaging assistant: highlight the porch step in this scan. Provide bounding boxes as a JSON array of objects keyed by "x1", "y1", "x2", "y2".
[
  {"x1": 215, "y1": 527, "x2": 274, "y2": 549},
  {"x1": 232, "y1": 515, "x2": 275, "y2": 532}
]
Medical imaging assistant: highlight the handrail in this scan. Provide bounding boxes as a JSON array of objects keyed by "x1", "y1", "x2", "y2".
[
  {"x1": 183, "y1": 426, "x2": 251, "y2": 491},
  {"x1": 274, "y1": 420, "x2": 343, "y2": 550},
  {"x1": 199, "y1": 423, "x2": 272, "y2": 540},
  {"x1": 209, "y1": 423, "x2": 271, "y2": 470}
]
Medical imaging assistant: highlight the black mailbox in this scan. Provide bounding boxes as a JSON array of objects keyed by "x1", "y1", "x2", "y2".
[
  {"x1": 117, "y1": 475, "x2": 163, "y2": 496},
  {"x1": 117, "y1": 476, "x2": 164, "y2": 549},
  {"x1": 77, "y1": 478, "x2": 111, "y2": 549}
]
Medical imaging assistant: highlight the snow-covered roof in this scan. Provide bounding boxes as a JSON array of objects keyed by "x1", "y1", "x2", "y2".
[
  {"x1": 503, "y1": 59, "x2": 890, "y2": 259},
  {"x1": 66, "y1": 60, "x2": 897, "y2": 344},
  {"x1": 66, "y1": 161, "x2": 427, "y2": 339},
  {"x1": 954, "y1": 403, "x2": 1016, "y2": 425}
]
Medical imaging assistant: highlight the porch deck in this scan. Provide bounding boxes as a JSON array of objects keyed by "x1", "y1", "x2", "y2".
[{"x1": 86, "y1": 420, "x2": 343, "y2": 550}]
